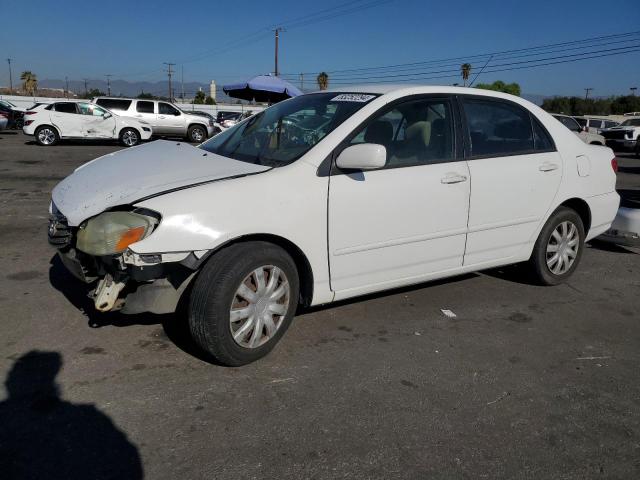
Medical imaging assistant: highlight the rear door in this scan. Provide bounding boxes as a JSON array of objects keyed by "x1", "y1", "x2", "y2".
[
  {"x1": 51, "y1": 102, "x2": 84, "y2": 137},
  {"x1": 329, "y1": 96, "x2": 470, "y2": 297},
  {"x1": 134, "y1": 100, "x2": 158, "y2": 130},
  {"x1": 459, "y1": 96, "x2": 562, "y2": 266}
]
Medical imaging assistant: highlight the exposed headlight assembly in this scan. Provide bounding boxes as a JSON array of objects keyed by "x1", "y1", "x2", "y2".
[{"x1": 76, "y1": 211, "x2": 159, "y2": 256}]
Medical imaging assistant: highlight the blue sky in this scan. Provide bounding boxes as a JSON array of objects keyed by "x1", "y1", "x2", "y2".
[{"x1": 1, "y1": 0, "x2": 639, "y2": 96}]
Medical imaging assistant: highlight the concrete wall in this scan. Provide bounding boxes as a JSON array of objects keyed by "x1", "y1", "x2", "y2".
[{"x1": 0, "y1": 94, "x2": 265, "y2": 115}]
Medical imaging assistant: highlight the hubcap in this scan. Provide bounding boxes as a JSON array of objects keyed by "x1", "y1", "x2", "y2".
[
  {"x1": 38, "y1": 128, "x2": 55, "y2": 145},
  {"x1": 192, "y1": 128, "x2": 204, "y2": 142},
  {"x1": 123, "y1": 130, "x2": 137, "y2": 146},
  {"x1": 546, "y1": 221, "x2": 579, "y2": 275},
  {"x1": 229, "y1": 265, "x2": 290, "y2": 349}
]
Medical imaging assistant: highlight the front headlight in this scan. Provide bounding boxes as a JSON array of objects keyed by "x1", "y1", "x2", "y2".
[{"x1": 76, "y1": 211, "x2": 159, "y2": 256}]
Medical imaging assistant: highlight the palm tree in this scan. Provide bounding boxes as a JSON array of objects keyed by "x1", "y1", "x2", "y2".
[
  {"x1": 20, "y1": 71, "x2": 38, "y2": 95},
  {"x1": 316, "y1": 72, "x2": 329, "y2": 90},
  {"x1": 460, "y1": 63, "x2": 472, "y2": 87}
]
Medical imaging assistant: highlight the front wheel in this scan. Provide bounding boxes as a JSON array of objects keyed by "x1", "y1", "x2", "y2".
[
  {"x1": 187, "y1": 125, "x2": 207, "y2": 143},
  {"x1": 119, "y1": 128, "x2": 140, "y2": 147},
  {"x1": 189, "y1": 242, "x2": 300, "y2": 366},
  {"x1": 528, "y1": 207, "x2": 585, "y2": 285}
]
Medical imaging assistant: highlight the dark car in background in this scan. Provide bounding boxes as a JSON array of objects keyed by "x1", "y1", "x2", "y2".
[{"x1": 0, "y1": 102, "x2": 24, "y2": 129}]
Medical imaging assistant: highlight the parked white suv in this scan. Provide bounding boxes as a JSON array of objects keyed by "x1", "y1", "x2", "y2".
[
  {"x1": 92, "y1": 97, "x2": 213, "y2": 142},
  {"x1": 50, "y1": 86, "x2": 619, "y2": 365},
  {"x1": 23, "y1": 101, "x2": 152, "y2": 146}
]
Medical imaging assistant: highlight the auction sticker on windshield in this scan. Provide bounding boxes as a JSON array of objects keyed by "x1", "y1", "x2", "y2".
[{"x1": 331, "y1": 94, "x2": 376, "y2": 102}]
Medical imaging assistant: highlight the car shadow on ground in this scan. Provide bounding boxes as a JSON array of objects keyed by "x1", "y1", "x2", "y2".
[
  {"x1": 0, "y1": 351, "x2": 144, "y2": 479},
  {"x1": 48, "y1": 255, "x2": 213, "y2": 364},
  {"x1": 0, "y1": 130, "x2": 18, "y2": 135},
  {"x1": 587, "y1": 239, "x2": 639, "y2": 254}
]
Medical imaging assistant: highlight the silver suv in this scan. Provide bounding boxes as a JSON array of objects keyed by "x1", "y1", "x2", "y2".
[{"x1": 92, "y1": 97, "x2": 213, "y2": 142}]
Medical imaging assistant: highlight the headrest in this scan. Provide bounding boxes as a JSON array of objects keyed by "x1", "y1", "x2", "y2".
[{"x1": 406, "y1": 121, "x2": 431, "y2": 146}]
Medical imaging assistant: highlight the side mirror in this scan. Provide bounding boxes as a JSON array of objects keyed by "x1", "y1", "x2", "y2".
[
  {"x1": 103, "y1": 113, "x2": 112, "y2": 119},
  {"x1": 174, "y1": 111, "x2": 181, "y2": 116},
  {"x1": 336, "y1": 143, "x2": 387, "y2": 170}
]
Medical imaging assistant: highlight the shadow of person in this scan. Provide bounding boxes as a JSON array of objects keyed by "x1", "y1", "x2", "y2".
[{"x1": 0, "y1": 351, "x2": 143, "y2": 479}]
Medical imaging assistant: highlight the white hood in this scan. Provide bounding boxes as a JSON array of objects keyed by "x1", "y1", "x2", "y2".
[{"x1": 52, "y1": 140, "x2": 270, "y2": 225}]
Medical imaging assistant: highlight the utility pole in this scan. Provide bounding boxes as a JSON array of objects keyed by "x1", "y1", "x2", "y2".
[
  {"x1": 181, "y1": 65, "x2": 184, "y2": 102},
  {"x1": 65, "y1": 76, "x2": 69, "y2": 98},
  {"x1": 6, "y1": 58, "x2": 13, "y2": 93},
  {"x1": 584, "y1": 87, "x2": 593, "y2": 100},
  {"x1": 299, "y1": 73, "x2": 304, "y2": 90},
  {"x1": 164, "y1": 62, "x2": 175, "y2": 101},
  {"x1": 273, "y1": 27, "x2": 284, "y2": 76},
  {"x1": 631, "y1": 87, "x2": 638, "y2": 96},
  {"x1": 105, "y1": 74, "x2": 112, "y2": 96},
  {"x1": 83, "y1": 79, "x2": 89, "y2": 97}
]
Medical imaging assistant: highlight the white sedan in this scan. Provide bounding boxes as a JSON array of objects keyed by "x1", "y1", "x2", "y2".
[
  {"x1": 48, "y1": 86, "x2": 619, "y2": 365},
  {"x1": 23, "y1": 101, "x2": 152, "y2": 146}
]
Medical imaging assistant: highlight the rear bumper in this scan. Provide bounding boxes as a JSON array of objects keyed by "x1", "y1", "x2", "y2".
[{"x1": 585, "y1": 191, "x2": 620, "y2": 241}]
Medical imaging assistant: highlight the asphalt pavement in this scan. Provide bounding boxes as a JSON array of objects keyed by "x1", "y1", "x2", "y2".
[{"x1": 0, "y1": 130, "x2": 639, "y2": 479}]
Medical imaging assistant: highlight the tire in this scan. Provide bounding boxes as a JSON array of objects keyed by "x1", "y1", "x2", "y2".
[
  {"x1": 189, "y1": 241, "x2": 300, "y2": 366},
  {"x1": 187, "y1": 124, "x2": 207, "y2": 143},
  {"x1": 35, "y1": 125, "x2": 59, "y2": 146},
  {"x1": 119, "y1": 128, "x2": 140, "y2": 147},
  {"x1": 528, "y1": 207, "x2": 585, "y2": 285}
]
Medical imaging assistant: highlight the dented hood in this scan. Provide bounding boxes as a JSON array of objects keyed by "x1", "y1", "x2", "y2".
[{"x1": 52, "y1": 140, "x2": 270, "y2": 225}]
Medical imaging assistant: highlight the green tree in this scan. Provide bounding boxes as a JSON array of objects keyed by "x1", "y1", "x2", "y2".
[
  {"x1": 81, "y1": 88, "x2": 105, "y2": 99},
  {"x1": 316, "y1": 72, "x2": 329, "y2": 90},
  {"x1": 20, "y1": 71, "x2": 38, "y2": 95},
  {"x1": 205, "y1": 95, "x2": 216, "y2": 105},
  {"x1": 475, "y1": 80, "x2": 521, "y2": 96},
  {"x1": 541, "y1": 95, "x2": 640, "y2": 115},
  {"x1": 193, "y1": 91, "x2": 206, "y2": 104},
  {"x1": 460, "y1": 63, "x2": 472, "y2": 87},
  {"x1": 137, "y1": 91, "x2": 157, "y2": 99}
]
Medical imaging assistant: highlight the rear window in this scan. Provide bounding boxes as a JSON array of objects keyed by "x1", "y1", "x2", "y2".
[
  {"x1": 136, "y1": 101, "x2": 154, "y2": 114},
  {"x1": 54, "y1": 103, "x2": 78, "y2": 114},
  {"x1": 96, "y1": 98, "x2": 132, "y2": 111}
]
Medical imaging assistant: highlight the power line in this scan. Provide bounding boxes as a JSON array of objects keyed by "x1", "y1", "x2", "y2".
[{"x1": 285, "y1": 30, "x2": 640, "y2": 78}]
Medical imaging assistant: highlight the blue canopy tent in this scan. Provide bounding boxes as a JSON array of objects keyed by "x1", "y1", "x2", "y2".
[{"x1": 223, "y1": 74, "x2": 303, "y2": 104}]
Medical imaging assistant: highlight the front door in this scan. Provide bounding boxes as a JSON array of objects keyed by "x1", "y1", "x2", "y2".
[
  {"x1": 77, "y1": 103, "x2": 116, "y2": 138},
  {"x1": 328, "y1": 97, "x2": 470, "y2": 298},
  {"x1": 156, "y1": 102, "x2": 184, "y2": 135},
  {"x1": 459, "y1": 96, "x2": 563, "y2": 266}
]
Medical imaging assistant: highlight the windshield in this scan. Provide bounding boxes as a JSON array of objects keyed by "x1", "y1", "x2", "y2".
[
  {"x1": 621, "y1": 118, "x2": 640, "y2": 126},
  {"x1": 200, "y1": 92, "x2": 377, "y2": 166}
]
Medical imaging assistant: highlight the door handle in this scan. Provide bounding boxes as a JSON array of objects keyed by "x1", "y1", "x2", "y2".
[
  {"x1": 539, "y1": 162, "x2": 559, "y2": 172},
  {"x1": 159, "y1": 115, "x2": 166, "y2": 119},
  {"x1": 441, "y1": 173, "x2": 468, "y2": 184}
]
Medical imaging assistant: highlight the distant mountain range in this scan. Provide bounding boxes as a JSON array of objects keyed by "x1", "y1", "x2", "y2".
[{"x1": 38, "y1": 78, "x2": 551, "y2": 105}]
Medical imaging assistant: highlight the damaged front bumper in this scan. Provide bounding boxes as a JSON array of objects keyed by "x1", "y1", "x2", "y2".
[{"x1": 49, "y1": 211, "x2": 204, "y2": 314}]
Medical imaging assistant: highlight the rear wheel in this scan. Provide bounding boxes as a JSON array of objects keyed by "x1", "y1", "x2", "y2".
[
  {"x1": 35, "y1": 126, "x2": 59, "y2": 146},
  {"x1": 189, "y1": 242, "x2": 299, "y2": 366},
  {"x1": 119, "y1": 128, "x2": 140, "y2": 147},
  {"x1": 187, "y1": 124, "x2": 207, "y2": 143},
  {"x1": 528, "y1": 207, "x2": 585, "y2": 285}
]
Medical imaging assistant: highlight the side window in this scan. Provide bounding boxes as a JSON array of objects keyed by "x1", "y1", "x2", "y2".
[
  {"x1": 136, "y1": 101, "x2": 155, "y2": 114},
  {"x1": 462, "y1": 99, "x2": 533, "y2": 157},
  {"x1": 604, "y1": 121, "x2": 618, "y2": 128},
  {"x1": 159, "y1": 103, "x2": 179, "y2": 115},
  {"x1": 54, "y1": 103, "x2": 78, "y2": 114},
  {"x1": 95, "y1": 99, "x2": 132, "y2": 111},
  {"x1": 349, "y1": 98, "x2": 454, "y2": 167},
  {"x1": 78, "y1": 103, "x2": 107, "y2": 116},
  {"x1": 531, "y1": 117, "x2": 555, "y2": 151},
  {"x1": 588, "y1": 119, "x2": 602, "y2": 129}
]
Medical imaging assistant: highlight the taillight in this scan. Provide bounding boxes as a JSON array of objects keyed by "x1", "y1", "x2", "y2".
[
  {"x1": 611, "y1": 157, "x2": 618, "y2": 173},
  {"x1": 24, "y1": 120, "x2": 34, "y2": 126},
  {"x1": 24, "y1": 111, "x2": 37, "y2": 115}
]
